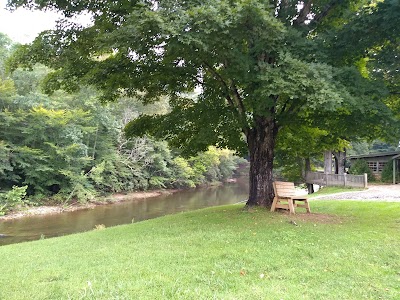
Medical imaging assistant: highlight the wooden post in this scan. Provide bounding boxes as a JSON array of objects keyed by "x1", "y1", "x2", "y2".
[
  {"x1": 324, "y1": 151, "x2": 333, "y2": 187},
  {"x1": 364, "y1": 173, "x2": 368, "y2": 188},
  {"x1": 324, "y1": 151, "x2": 332, "y2": 174}
]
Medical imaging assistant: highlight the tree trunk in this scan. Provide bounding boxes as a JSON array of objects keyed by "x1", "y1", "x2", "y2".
[
  {"x1": 245, "y1": 117, "x2": 278, "y2": 207},
  {"x1": 334, "y1": 155, "x2": 339, "y2": 174},
  {"x1": 305, "y1": 157, "x2": 314, "y2": 194},
  {"x1": 333, "y1": 150, "x2": 346, "y2": 175}
]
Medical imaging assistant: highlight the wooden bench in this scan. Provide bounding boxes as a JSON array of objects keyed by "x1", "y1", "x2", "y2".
[{"x1": 271, "y1": 181, "x2": 311, "y2": 214}]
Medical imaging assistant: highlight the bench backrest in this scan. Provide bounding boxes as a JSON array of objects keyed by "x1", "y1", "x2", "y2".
[{"x1": 273, "y1": 181, "x2": 296, "y2": 197}]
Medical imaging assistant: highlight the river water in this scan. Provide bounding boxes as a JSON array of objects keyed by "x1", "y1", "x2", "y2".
[{"x1": 0, "y1": 178, "x2": 249, "y2": 246}]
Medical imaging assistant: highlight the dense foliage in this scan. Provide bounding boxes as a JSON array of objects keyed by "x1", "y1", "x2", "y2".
[
  {"x1": 348, "y1": 140, "x2": 399, "y2": 156},
  {"x1": 0, "y1": 185, "x2": 27, "y2": 215},
  {"x1": 0, "y1": 34, "x2": 247, "y2": 214},
  {"x1": 381, "y1": 160, "x2": 400, "y2": 183},
  {"x1": 349, "y1": 159, "x2": 375, "y2": 182},
  {"x1": 7, "y1": 0, "x2": 399, "y2": 207}
]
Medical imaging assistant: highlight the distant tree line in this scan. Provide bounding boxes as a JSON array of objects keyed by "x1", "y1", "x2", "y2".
[{"x1": 0, "y1": 33, "x2": 247, "y2": 214}]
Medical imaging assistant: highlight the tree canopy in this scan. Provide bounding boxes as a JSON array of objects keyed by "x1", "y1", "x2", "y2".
[
  {"x1": 7, "y1": 0, "x2": 400, "y2": 206},
  {"x1": 0, "y1": 35, "x2": 246, "y2": 214}
]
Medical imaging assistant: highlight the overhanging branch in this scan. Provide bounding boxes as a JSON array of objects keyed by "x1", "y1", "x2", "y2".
[
  {"x1": 229, "y1": 80, "x2": 247, "y2": 119},
  {"x1": 308, "y1": 0, "x2": 340, "y2": 27},
  {"x1": 293, "y1": 0, "x2": 313, "y2": 26},
  {"x1": 202, "y1": 61, "x2": 249, "y2": 135}
]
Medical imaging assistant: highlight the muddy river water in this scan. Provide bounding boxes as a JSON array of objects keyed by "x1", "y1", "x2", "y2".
[{"x1": 0, "y1": 178, "x2": 249, "y2": 246}]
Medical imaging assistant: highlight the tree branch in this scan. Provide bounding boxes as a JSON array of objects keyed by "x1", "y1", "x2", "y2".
[
  {"x1": 192, "y1": 75, "x2": 205, "y2": 87},
  {"x1": 293, "y1": 0, "x2": 313, "y2": 26},
  {"x1": 202, "y1": 63, "x2": 236, "y2": 110},
  {"x1": 229, "y1": 80, "x2": 247, "y2": 120},
  {"x1": 280, "y1": 97, "x2": 307, "y2": 117},
  {"x1": 278, "y1": 97, "x2": 290, "y2": 116},
  {"x1": 308, "y1": 0, "x2": 340, "y2": 27},
  {"x1": 276, "y1": 0, "x2": 289, "y2": 20},
  {"x1": 202, "y1": 61, "x2": 249, "y2": 135},
  {"x1": 389, "y1": 91, "x2": 400, "y2": 95}
]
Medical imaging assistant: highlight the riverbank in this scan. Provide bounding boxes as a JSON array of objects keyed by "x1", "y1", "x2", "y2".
[
  {"x1": 0, "y1": 201, "x2": 399, "y2": 299},
  {"x1": 0, "y1": 179, "x2": 242, "y2": 222},
  {"x1": 1, "y1": 179, "x2": 250, "y2": 246},
  {"x1": 0, "y1": 189, "x2": 180, "y2": 221},
  {"x1": 3, "y1": 182, "x2": 398, "y2": 222},
  {"x1": 1, "y1": 179, "x2": 244, "y2": 222}
]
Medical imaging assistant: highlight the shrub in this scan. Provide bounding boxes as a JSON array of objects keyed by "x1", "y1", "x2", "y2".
[
  {"x1": 381, "y1": 160, "x2": 400, "y2": 183},
  {"x1": 0, "y1": 185, "x2": 28, "y2": 215},
  {"x1": 349, "y1": 159, "x2": 375, "y2": 181},
  {"x1": 218, "y1": 150, "x2": 239, "y2": 180},
  {"x1": 170, "y1": 157, "x2": 196, "y2": 188}
]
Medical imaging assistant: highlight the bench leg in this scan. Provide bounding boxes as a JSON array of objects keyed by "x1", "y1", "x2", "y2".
[
  {"x1": 305, "y1": 199, "x2": 311, "y2": 213},
  {"x1": 288, "y1": 199, "x2": 295, "y2": 214},
  {"x1": 293, "y1": 199, "x2": 311, "y2": 213},
  {"x1": 270, "y1": 197, "x2": 278, "y2": 212}
]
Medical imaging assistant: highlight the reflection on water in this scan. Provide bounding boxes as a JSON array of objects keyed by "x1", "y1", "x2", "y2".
[{"x1": 0, "y1": 178, "x2": 249, "y2": 246}]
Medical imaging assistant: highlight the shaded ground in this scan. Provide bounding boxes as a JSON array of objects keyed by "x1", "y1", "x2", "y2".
[{"x1": 313, "y1": 184, "x2": 400, "y2": 201}]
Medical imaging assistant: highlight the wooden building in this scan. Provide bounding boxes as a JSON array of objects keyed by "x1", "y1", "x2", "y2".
[{"x1": 348, "y1": 151, "x2": 400, "y2": 183}]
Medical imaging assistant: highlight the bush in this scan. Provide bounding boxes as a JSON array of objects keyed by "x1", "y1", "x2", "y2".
[
  {"x1": 381, "y1": 160, "x2": 400, "y2": 183},
  {"x1": 170, "y1": 157, "x2": 196, "y2": 188},
  {"x1": 349, "y1": 159, "x2": 375, "y2": 181},
  {"x1": 187, "y1": 147, "x2": 245, "y2": 184},
  {"x1": 0, "y1": 185, "x2": 28, "y2": 215},
  {"x1": 218, "y1": 150, "x2": 239, "y2": 180}
]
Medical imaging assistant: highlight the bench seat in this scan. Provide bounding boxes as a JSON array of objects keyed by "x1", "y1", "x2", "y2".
[{"x1": 271, "y1": 181, "x2": 311, "y2": 214}]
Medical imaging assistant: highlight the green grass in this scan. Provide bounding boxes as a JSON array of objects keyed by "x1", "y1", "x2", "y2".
[
  {"x1": 308, "y1": 186, "x2": 364, "y2": 198},
  {"x1": 0, "y1": 201, "x2": 399, "y2": 299}
]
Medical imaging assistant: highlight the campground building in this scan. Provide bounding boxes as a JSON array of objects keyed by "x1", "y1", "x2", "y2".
[{"x1": 348, "y1": 151, "x2": 400, "y2": 183}]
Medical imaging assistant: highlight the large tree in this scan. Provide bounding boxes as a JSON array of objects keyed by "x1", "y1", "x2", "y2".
[{"x1": 7, "y1": 0, "x2": 400, "y2": 207}]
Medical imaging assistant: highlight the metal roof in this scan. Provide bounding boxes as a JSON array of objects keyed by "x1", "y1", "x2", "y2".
[{"x1": 348, "y1": 151, "x2": 400, "y2": 159}]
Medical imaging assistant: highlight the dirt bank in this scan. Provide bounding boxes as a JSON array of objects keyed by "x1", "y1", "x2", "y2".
[{"x1": 0, "y1": 189, "x2": 179, "y2": 221}]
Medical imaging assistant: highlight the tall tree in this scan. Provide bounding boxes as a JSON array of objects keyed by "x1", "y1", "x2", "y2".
[
  {"x1": 8, "y1": 0, "x2": 400, "y2": 207},
  {"x1": 0, "y1": 33, "x2": 13, "y2": 78}
]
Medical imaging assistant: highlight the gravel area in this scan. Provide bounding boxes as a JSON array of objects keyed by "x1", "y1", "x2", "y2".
[{"x1": 314, "y1": 184, "x2": 400, "y2": 201}]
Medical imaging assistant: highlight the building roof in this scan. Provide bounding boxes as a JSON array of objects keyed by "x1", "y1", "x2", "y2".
[{"x1": 348, "y1": 151, "x2": 400, "y2": 159}]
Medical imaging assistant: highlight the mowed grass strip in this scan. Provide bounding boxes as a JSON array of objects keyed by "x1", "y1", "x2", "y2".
[
  {"x1": 307, "y1": 186, "x2": 364, "y2": 198},
  {"x1": 0, "y1": 201, "x2": 399, "y2": 300}
]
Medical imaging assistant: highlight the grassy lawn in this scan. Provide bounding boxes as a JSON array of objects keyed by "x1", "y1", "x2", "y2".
[
  {"x1": 0, "y1": 201, "x2": 399, "y2": 299},
  {"x1": 307, "y1": 186, "x2": 364, "y2": 198}
]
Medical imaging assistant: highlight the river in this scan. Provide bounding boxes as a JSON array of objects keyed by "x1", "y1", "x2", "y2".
[{"x1": 0, "y1": 178, "x2": 249, "y2": 246}]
